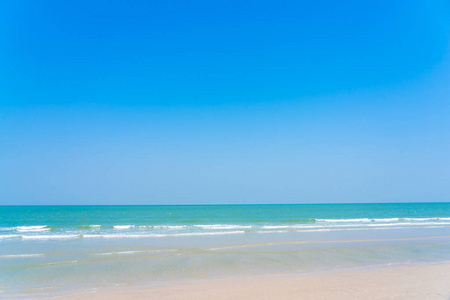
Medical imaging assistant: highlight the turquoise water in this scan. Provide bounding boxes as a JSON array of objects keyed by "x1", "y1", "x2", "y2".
[{"x1": 1, "y1": 203, "x2": 450, "y2": 298}]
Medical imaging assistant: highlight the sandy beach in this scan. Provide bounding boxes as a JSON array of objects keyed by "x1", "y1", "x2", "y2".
[{"x1": 62, "y1": 262, "x2": 450, "y2": 300}]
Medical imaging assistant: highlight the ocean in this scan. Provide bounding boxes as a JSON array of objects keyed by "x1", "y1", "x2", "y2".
[{"x1": 1, "y1": 203, "x2": 450, "y2": 298}]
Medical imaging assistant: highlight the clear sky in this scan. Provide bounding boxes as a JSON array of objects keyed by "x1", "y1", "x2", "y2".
[{"x1": 1, "y1": 0, "x2": 449, "y2": 205}]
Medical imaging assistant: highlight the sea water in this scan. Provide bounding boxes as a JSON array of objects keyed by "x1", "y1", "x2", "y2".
[{"x1": 1, "y1": 203, "x2": 450, "y2": 298}]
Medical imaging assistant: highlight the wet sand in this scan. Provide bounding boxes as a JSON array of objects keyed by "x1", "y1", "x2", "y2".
[{"x1": 62, "y1": 262, "x2": 450, "y2": 300}]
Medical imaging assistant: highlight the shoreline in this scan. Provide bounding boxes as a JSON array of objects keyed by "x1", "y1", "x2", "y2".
[{"x1": 60, "y1": 261, "x2": 450, "y2": 300}]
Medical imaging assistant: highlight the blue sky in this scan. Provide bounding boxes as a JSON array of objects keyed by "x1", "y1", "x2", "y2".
[{"x1": 1, "y1": 0, "x2": 449, "y2": 204}]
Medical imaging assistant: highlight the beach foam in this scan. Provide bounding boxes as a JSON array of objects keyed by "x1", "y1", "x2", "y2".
[
  {"x1": 5, "y1": 220, "x2": 450, "y2": 241},
  {"x1": 317, "y1": 218, "x2": 372, "y2": 222},
  {"x1": 0, "y1": 253, "x2": 46, "y2": 258},
  {"x1": 16, "y1": 225, "x2": 50, "y2": 232},
  {"x1": 113, "y1": 225, "x2": 134, "y2": 230},
  {"x1": 21, "y1": 234, "x2": 81, "y2": 240},
  {"x1": 0, "y1": 234, "x2": 21, "y2": 239},
  {"x1": 91, "y1": 249, "x2": 177, "y2": 256},
  {"x1": 194, "y1": 224, "x2": 252, "y2": 230}
]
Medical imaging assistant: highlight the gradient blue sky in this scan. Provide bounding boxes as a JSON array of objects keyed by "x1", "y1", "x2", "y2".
[{"x1": 1, "y1": 0, "x2": 449, "y2": 204}]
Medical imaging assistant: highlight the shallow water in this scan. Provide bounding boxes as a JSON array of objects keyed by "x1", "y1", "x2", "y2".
[{"x1": 1, "y1": 203, "x2": 450, "y2": 298}]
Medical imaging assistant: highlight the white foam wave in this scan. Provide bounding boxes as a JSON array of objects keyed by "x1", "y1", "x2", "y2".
[
  {"x1": 0, "y1": 234, "x2": 21, "y2": 239},
  {"x1": 21, "y1": 234, "x2": 81, "y2": 240},
  {"x1": 256, "y1": 230, "x2": 291, "y2": 234},
  {"x1": 91, "y1": 249, "x2": 177, "y2": 256},
  {"x1": 194, "y1": 224, "x2": 251, "y2": 230},
  {"x1": 316, "y1": 217, "x2": 450, "y2": 223},
  {"x1": 373, "y1": 218, "x2": 438, "y2": 222},
  {"x1": 258, "y1": 224, "x2": 450, "y2": 235},
  {"x1": 155, "y1": 225, "x2": 187, "y2": 230},
  {"x1": 281, "y1": 222, "x2": 450, "y2": 229},
  {"x1": 113, "y1": 225, "x2": 134, "y2": 230},
  {"x1": 138, "y1": 225, "x2": 187, "y2": 230},
  {"x1": 317, "y1": 218, "x2": 372, "y2": 223},
  {"x1": 93, "y1": 251, "x2": 143, "y2": 255},
  {"x1": 115, "y1": 250, "x2": 142, "y2": 254},
  {"x1": 88, "y1": 234, "x2": 151, "y2": 238},
  {"x1": 44, "y1": 260, "x2": 78, "y2": 266},
  {"x1": 402, "y1": 217, "x2": 450, "y2": 221},
  {"x1": 262, "y1": 225, "x2": 323, "y2": 229},
  {"x1": 0, "y1": 253, "x2": 45, "y2": 258},
  {"x1": 84, "y1": 230, "x2": 245, "y2": 239},
  {"x1": 261, "y1": 225, "x2": 290, "y2": 229},
  {"x1": 300, "y1": 229, "x2": 333, "y2": 232},
  {"x1": 256, "y1": 222, "x2": 450, "y2": 234},
  {"x1": 175, "y1": 230, "x2": 245, "y2": 236},
  {"x1": 16, "y1": 226, "x2": 50, "y2": 232},
  {"x1": 365, "y1": 222, "x2": 450, "y2": 227}
]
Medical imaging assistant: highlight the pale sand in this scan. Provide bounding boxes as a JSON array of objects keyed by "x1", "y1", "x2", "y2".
[{"x1": 62, "y1": 262, "x2": 450, "y2": 300}]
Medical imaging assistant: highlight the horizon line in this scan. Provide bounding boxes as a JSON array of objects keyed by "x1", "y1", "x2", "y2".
[{"x1": 1, "y1": 202, "x2": 449, "y2": 206}]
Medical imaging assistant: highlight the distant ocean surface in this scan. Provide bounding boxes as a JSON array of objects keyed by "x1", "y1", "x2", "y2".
[{"x1": 2, "y1": 203, "x2": 450, "y2": 298}]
